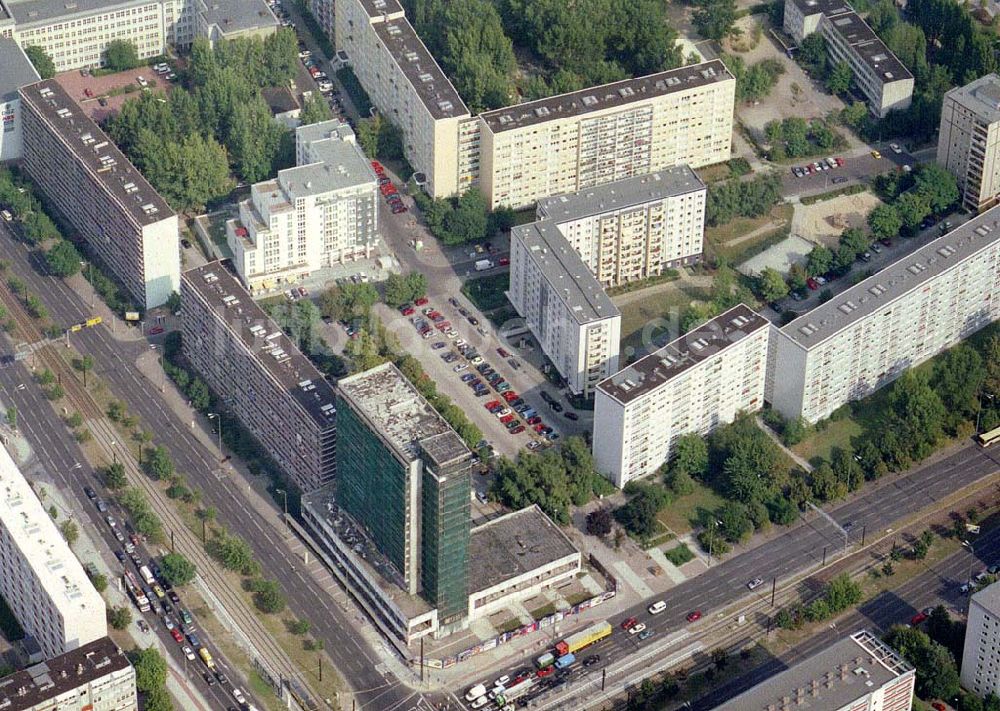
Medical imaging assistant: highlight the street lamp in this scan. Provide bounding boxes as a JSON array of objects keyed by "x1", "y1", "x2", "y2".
[
  {"x1": 110, "y1": 440, "x2": 117, "y2": 465},
  {"x1": 207, "y1": 413, "x2": 223, "y2": 458},
  {"x1": 80, "y1": 261, "x2": 94, "y2": 309},
  {"x1": 707, "y1": 519, "x2": 724, "y2": 565}
]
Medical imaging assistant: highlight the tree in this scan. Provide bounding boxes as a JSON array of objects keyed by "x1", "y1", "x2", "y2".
[
  {"x1": 289, "y1": 619, "x2": 311, "y2": 635},
  {"x1": 131, "y1": 647, "x2": 168, "y2": 693},
  {"x1": 693, "y1": 0, "x2": 739, "y2": 41},
  {"x1": 207, "y1": 531, "x2": 260, "y2": 576},
  {"x1": 895, "y1": 191, "x2": 931, "y2": 232},
  {"x1": 614, "y1": 492, "x2": 663, "y2": 539},
  {"x1": 103, "y1": 39, "x2": 139, "y2": 71},
  {"x1": 107, "y1": 606, "x2": 132, "y2": 630},
  {"x1": 806, "y1": 245, "x2": 833, "y2": 277},
  {"x1": 825, "y1": 61, "x2": 852, "y2": 94},
  {"x1": 143, "y1": 445, "x2": 174, "y2": 480},
  {"x1": 671, "y1": 434, "x2": 709, "y2": 478},
  {"x1": 933, "y1": 344, "x2": 985, "y2": 417},
  {"x1": 888, "y1": 370, "x2": 947, "y2": 460},
  {"x1": 25, "y1": 46, "x2": 56, "y2": 79},
  {"x1": 43, "y1": 240, "x2": 82, "y2": 277},
  {"x1": 6, "y1": 406, "x2": 15, "y2": 429},
  {"x1": 717, "y1": 500, "x2": 753, "y2": 542},
  {"x1": 251, "y1": 578, "x2": 286, "y2": 613},
  {"x1": 59, "y1": 519, "x2": 79, "y2": 545},
  {"x1": 104, "y1": 462, "x2": 128, "y2": 489},
  {"x1": 839, "y1": 227, "x2": 870, "y2": 257},
  {"x1": 89, "y1": 571, "x2": 108, "y2": 592},
  {"x1": 159, "y1": 553, "x2": 197, "y2": 586},
  {"x1": 883, "y1": 625, "x2": 960, "y2": 700},
  {"x1": 586, "y1": 507, "x2": 614, "y2": 537},
  {"x1": 228, "y1": 97, "x2": 285, "y2": 183},
  {"x1": 913, "y1": 163, "x2": 960, "y2": 214},
  {"x1": 299, "y1": 92, "x2": 332, "y2": 126},
  {"x1": 757, "y1": 267, "x2": 789, "y2": 303},
  {"x1": 868, "y1": 203, "x2": 902, "y2": 240},
  {"x1": 144, "y1": 687, "x2": 174, "y2": 711}
]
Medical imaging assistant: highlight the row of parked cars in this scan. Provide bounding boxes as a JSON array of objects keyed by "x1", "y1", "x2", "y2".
[
  {"x1": 372, "y1": 161, "x2": 407, "y2": 214},
  {"x1": 790, "y1": 156, "x2": 845, "y2": 179}
]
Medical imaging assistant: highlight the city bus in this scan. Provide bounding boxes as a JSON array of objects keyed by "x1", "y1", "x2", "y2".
[
  {"x1": 976, "y1": 425, "x2": 1000, "y2": 448},
  {"x1": 122, "y1": 570, "x2": 151, "y2": 612}
]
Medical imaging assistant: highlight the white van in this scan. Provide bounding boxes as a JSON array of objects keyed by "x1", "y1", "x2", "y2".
[
  {"x1": 647, "y1": 600, "x2": 667, "y2": 615},
  {"x1": 465, "y1": 683, "x2": 487, "y2": 701}
]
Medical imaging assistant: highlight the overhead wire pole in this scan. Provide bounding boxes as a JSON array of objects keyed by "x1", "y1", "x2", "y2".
[{"x1": 808, "y1": 501, "x2": 850, "y2": 559}]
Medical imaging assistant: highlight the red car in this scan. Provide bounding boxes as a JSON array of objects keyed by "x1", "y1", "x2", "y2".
[
  {"x1": 436, "y1": 321, "x2": 451, "y2": 330},
  {"x1": 148, "y1": 326, "x2": 164, "y2": 336},
  {"x1": 503, "y1": 391, "x2": 518, "y2": 401},
  {"x1": 621, "y1": 617, "x2": 638, "y2": 631},
  {"x1": 401, "y1": 306, "x2": 415, "y2": 316},
  {"x1": 485, "y1": 400, "x2": 501, "y2": 409},
  {"x1": 497, "y1": 347, "x2": 510, "y2": 358},
  {"x1": 392, "y1": 204, "x2": 408, "y2": 214},
  {"x1": 910, "y1": 611, "x2": 928, "y2": 626},
  {"x1": 536, "y1": 667, "x2": 555, "y2": 678},
  {"x1": 500, "y1": 414, "x2": 515, "y2": 424},
  {"x1": 510, "y1": 425, "x2": 525, "y2": 434},
  {"x1": 84, "y1": 88, "x2": 93, "y2": 97},
  {"x1": 686, "y1": 610, "x2": 702, "y2": 623},
  {"x1": 498, "y1": 256, "x2": 510, "y2": 266},
  {"x1": 415, "y1": 297, "x2": 429, "y2": 306},
  {"x1": 371, "y1": 160, "x2": 385, "y2": 174},
  {"x1": 527, "y1": 416, "x2": 541, "y2": 425},
  {"x1": 171, "y1": 628, "x2": 184, "y2": 643},
  {"x1": 534, "y1": 423, "x2": 548, "y2": 433},
  {"x1": 807, "y1": 277, "x2": 819, "y2": 290},
  {"x1": 834, "y1": 156, "x2": 844, "y2": 166}
]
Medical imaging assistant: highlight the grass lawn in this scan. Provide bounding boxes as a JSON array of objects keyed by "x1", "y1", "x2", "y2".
[
  {"x1": 656, "y1": 482, "x2": 730, "y2": 535},
  {"x1": 705, "y1": 203, "x2": 794, "y2": 264},
  {"x1": 616, "y1": 284, "x2": 712, "y2": 358},
  {"x1": 664, "y1": 543, "x2": 695, "y2": 566},
  {"x1": 462, "y1": 273, "x2": 510, "y2": 312},
  {"x1": 696, "y1": 162, "x2": 736, "y2": 184},
  {"x1": 792, "y1": 417, "x2": 864, "y2": 465},
  {"x1": 529, "y1": 602, "x2": 557, "y2": 620}
]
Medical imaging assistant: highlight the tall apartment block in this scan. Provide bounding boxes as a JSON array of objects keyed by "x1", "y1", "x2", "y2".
[
  {"x1": 508, "y1": 219, "x2": 621, "y2": 397},
  {"x1": 783, "y1": 0, "x2": 913, "y2": 117},
  {"x1": 0, "y1": 0, "x2": 277, "y2": 72},
  {"x1": 0, "y1": 39, "x2": 39, "y2": 163},
  {"x1": 181, "y1": 262, "x2": 336, "y2": 492},
  {"x1": 19, "y1": 80, "x2": 179, "y2": 309},
  {"x1": 305, "y1": 0, "x2": 334, "y2": 40},
  {"x1": 226, "y1": 121, "x2": 378, "y2": 293},
  {"x1": 938, "y1": 75, "x2": 1000, "y2": 213},
  {"x1": 768, "y1": 206, "x2": 1000, "y2": 424},
  {"x1": 726, "y1": 630, "x2": 915, "y2": 711},
  {"x1": 335, "y1": 0, "x2": 470, "y2": 199},
  {"x1": 0, "y1": 637, "x2": 137, "y2": 711},
  {"x1": 334, "y1": 362, "x2": 473, "y2": 630},
  {"x1": 594, "y1": 305, "x2": 770, "y2": 488},
  {"x1": 476, "y1": 61, "x2": 734, "y2": 209},
  {"x1": 961, "y1": 581, "x2": 1000, "y2": 699},
  {"x1": 0, "y1": 444, "x2": 106, "y2": 659},
  {"x1": 534, "y1": 167, "x2": 707, "y2": 287}
]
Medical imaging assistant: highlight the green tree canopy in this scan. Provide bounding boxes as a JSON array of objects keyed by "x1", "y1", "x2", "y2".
[
  {"x1": 757, "y1": 267, "x2": 789, "y2": 303},
  {"x1": 24, "y1": 46, "x2": 56, "y2": 79},
  {"x1": 131, "y1": 647, "x2": 168, "y2": 693},
  {"x1": 825, "y1": 61, "x2": 852, "y2": 94},
  {"x1": 299, "y1": 92, "x2": 333, "y2": 126},
  {"x1": 159, "y1": 553, "x2": 197, "y2": 586},
  {"x1": 867, "y1": 203, "x2": 902, "y2": 240},
  {"x1": 103, "y1": 40, "x2": 140, "y2": 71}
]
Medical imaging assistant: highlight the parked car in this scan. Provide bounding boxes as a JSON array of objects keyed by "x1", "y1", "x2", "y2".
[{"x1": 686, "y1": 610, "x2": 703, "y2": 622}]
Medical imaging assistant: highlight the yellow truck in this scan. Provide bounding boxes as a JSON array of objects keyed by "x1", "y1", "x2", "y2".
[{"x1": 198, "y1": 648, "x2": 215, "y2": 670}]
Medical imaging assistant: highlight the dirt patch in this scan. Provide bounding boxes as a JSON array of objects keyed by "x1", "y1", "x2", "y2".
[{"x1": 792, "y1": 191, "x2": 882, "y2": 247}]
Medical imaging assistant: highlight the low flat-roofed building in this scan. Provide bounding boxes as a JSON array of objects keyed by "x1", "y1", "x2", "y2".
[
  {"x1": 335, "y1": 362, "x2": 472, "y2": 629},
  {"x1": 477, "y1": 61, "x2": 735, "y2": 210},
  {"x1": 467, "y1": 505, "x2": 581, "y2": 621},
  {"x1": 535, "y1": 167, "x2": 707, "y2": 287},
  {"x1": 595, "y1": 305, "x2": 771, "y2": 487},
  {"x1": 19, "y1": 79, "x2": 179, "y2": 309},
  {"x1": 0, "y1": 39, "x2": 39, "y2": 162},
  {"x1": 0, "y1": 444, "x2": 107, "y2": 659},
  {"x1": 180, "y1": 262, "x2": 337, "y2": 492},
  {"x1": 723, "y1": 630, "x2": 914, "y2": 711},
  {"x1": 509, "y1": 220, "x2": 621, "y2": 397},
  {"x1": 0, "y1": 636, "x2": 137, "y2": 711},
  {"x1": 226, "y1": 121, "x2": 378, "y2": 293},
  {"x1": 768, "y1": 205, "x2": 1000, "y2": 423},
  {"x1": 196, "y1": 0, "x2": 277, "y2": 46}
]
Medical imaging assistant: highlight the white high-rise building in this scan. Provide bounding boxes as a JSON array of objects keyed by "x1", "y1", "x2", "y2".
[
  {"x1": 476, "y1": 61, "x2": 735, "y2": 210},
  {"x1": 0, "y1": 445, "x2": 107, "y2": 659},
  {"x1": 508, "y1": 220, "x2": 621, "y2": 397},
  {"x1": 0, "y1": 637, "x2": 137, "y2": 711},
  {"x1": 534, "y1": 166, "x2": 707, "y2": 287},
  {"x1": 226, "y1": 121, "x2": 379, "y2": 293},
  {"x1": 962, "y1": 581, "x2": 1000, "y2": 700},
  {"x1": 0, "y1": 38, "x2": 39, "y2": 163},
  {"x1": 938, "y1": 74, "x2": 1000, "y2": 213},
  {"x1": 594, "y1": 305, "x2": 770, "y2": 488},
  {"x1": 768, "y1": 206, "x2": 1000, "y2": 424}
]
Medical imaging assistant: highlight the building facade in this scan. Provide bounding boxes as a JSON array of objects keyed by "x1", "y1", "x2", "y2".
[
  {"x1": 477, "y1": 62, "x2": 734, "y2": 210},
  {"x1": 938, "y1": 74, "x2": 1000, "y2": 213},
  {"x1": 335, "y1": 363, "x2": 472, "y2": 628},
  {"x1": 0, "y1": 637, "x2": 137, "y2": 711},
  {"x1": 0, "y1": 0, "x2": 276, "y2": 72},
  {"x1": 508, "y1": 219, "x2": 621, "y2": 397},
  {"x1": 725, "y1": 630, "x2": 915, "y2": 711},
  {"x1": 0, "y1": 444, "x2": 106, "y2": 659},
  {"x1": 961, "y1": 581, "x2": 1000, "y2": 700},
  {"x1": 180, "y1": 262, "x2": 337, "y2": 492},
  {"x1": 783, "y1": 0, "x2": 913, "y2": 117},
  {"x1": 768, "y1": 206, "x2": 1000, "y2": 423},
  {"x1": 19, "y1": 80, "x2": 179, "y2": 309},
  {"x1": 227, "y1": 121, "x2": 378, "y2": 293},
  {"x1": 334, "y1": 0, "x2": 469, "y2": 199},
  {"x1": 535, "y1": 167, "x2": 707, "y2": 287},
  {"x1": 0, "y1": 39, "x2": 39, "y2": 163},
  {"x1": 594, "y1": 305, "x2": 770, "y2": 488}
]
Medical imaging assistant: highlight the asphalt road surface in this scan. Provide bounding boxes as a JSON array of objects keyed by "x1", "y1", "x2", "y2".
[{"x1": 0, "y1": 223, "x2": 430, "y2": 711}]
